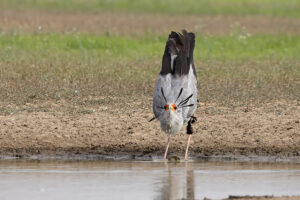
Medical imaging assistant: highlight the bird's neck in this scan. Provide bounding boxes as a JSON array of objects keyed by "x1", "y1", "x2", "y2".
[{"x1": 159, "y1": 110, "x2": 183, "y2": 134}]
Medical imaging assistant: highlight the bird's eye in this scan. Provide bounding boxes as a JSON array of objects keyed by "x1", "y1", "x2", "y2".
[
  {"x1": 172, "y1": 104, "x2": 177, "y2": 110},
  {"x1": 164, "y1": 105, "x2": 169, "y2": 110}
]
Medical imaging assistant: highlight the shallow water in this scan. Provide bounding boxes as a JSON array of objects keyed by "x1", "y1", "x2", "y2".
[{"x1": 0, "y1": 160, "x2": 300, "y2": 200}]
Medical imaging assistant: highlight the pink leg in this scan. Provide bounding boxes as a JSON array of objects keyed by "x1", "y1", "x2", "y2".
[
  {"x1": 185, "y1": 135, "x2": 191, "y2": 160},
  {"x1": 163, "y1": 135, "x2": 171, "y2": 160}
]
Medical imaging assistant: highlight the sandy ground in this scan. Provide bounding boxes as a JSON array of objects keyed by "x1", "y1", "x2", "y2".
[
  {"x1": 1, "y1": 101, "x2": 300, "y2": 200},
  {"x1": 0, "y1": 10, "x2": 299, "y2": 35},
  {"x1": 0, "y1": 99, "x2": 299, "y2": 160}
]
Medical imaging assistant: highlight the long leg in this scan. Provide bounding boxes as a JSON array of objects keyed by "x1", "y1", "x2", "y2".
[
  {"x1": 185, "y1": 135, "x2": 191, "y2": 160},
  {"x1": 164, "y1": 135, "x2": 171, "y2": 160}
]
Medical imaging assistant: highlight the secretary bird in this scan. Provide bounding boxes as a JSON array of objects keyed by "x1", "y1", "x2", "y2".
[{"x1": 152, "y1": 30, "x2": 198, "y2": 160}]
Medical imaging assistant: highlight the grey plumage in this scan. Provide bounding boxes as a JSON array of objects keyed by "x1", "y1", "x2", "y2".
[{"x1": 153, "y1": 30, "x2": 198, "y2": 135}]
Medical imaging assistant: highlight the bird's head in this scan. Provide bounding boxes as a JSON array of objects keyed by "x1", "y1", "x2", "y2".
[
  {"x1": 158, "y1": 87, "x2": 194, "y2": 114},
  {"x1": 164, "y1": 104, "x2": 177, "y2": 112}
]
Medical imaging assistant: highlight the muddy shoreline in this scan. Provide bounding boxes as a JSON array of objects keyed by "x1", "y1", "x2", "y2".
[
  {"x1": 1, "y1": 100, "x2": 299, "y2": 161},
  {"x1": 1, "y1": 151, "x2": 300, "y2": 163}
]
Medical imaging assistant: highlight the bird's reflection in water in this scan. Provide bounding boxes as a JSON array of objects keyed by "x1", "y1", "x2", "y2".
[{"x1": 155, "y1": 162, "x2": 195, "y2": 200}]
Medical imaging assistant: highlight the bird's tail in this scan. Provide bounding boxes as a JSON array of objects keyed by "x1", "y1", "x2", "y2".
[{"x1": 160, "y1": 30, "x2": 195, "y2": 76}]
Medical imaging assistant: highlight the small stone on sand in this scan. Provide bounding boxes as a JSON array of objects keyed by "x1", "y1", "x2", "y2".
[{"x1": 168, "y1": 155, "x2": 180, "y2": 162}]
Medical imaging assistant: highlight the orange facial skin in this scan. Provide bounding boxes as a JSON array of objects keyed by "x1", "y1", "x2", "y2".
[{"x1": 164, "y1": 104, "x2": 177, "y2": 111}]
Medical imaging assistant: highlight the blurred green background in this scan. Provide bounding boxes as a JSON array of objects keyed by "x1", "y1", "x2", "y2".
[{"x1": 0, "y1": 0, "x2": 299, "y2": 114}]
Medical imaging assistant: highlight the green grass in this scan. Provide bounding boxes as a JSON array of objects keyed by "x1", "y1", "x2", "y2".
[
  {"x1": 1, "y1": 33, "x2": 299, "y2": 61},
  {"x1": 0, "y1": 32, "x2": 299, "y2": 112},
  {"x1": 1, "y1": 0, "x2": 300, "y2": 17}
]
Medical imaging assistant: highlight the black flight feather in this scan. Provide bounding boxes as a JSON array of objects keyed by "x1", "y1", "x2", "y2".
[{"x1": 160, "y1": 30, "x2": 194, "y2": 76}]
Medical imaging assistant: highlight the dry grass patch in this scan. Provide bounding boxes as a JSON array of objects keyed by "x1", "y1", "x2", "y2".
[
  {"x1": 0, "y1": 33, "x2": 299, "y2": 115},
  {"x1": 0, "y1": 59, "x2": 299, "y2": 115},
  {"x1": 0, "y1": 10, "x2": 299, "y2": 36}
]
